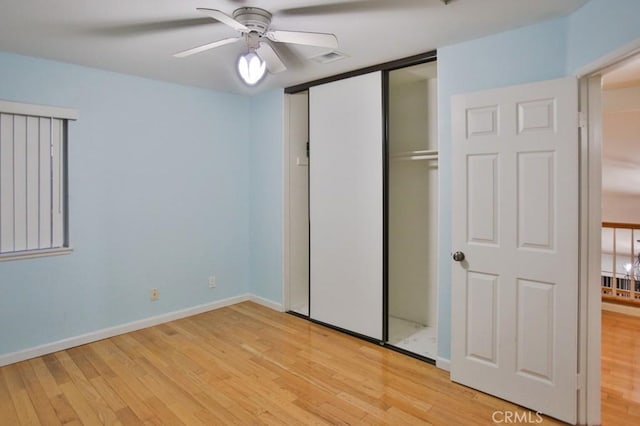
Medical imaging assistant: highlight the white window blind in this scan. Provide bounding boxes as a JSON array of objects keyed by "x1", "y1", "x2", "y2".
[{"x1": 0, "y1": 99, "x2": 77, "y2": 260}]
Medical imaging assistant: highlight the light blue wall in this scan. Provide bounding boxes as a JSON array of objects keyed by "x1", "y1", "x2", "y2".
[
  {"x1": 0, "y1": 52, "x2": 251, "y2": 356},
  {"x1": 4, "y1": 0, "x2": 640, "y2": 364},
  {"x1": 567, "y1": 0, "x2": 640, "y2": 74},
  {"x1": 249, "y1": 90, "x2": 284, "y2": 303}
]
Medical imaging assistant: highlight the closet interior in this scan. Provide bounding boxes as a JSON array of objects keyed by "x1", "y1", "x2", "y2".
[{"x1": 386, "y1": 61, "x2": 439, "y2": 359}]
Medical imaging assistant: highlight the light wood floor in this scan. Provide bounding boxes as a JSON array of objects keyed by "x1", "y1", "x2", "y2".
[
  {"x1": 602, "y1": 310, "x2": 640, "y2": 425},
  {"x1": 0, "y1": 302, "x2": 634, "y2": 425}
]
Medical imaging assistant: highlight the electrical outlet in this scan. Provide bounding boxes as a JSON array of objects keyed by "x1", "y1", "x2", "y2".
[
  {"x1": 208, "y1": 276, "x2": 216, "y2": 288},
  {"x1": 151, "y1": 288, "x2": 159, "y2": 301}
]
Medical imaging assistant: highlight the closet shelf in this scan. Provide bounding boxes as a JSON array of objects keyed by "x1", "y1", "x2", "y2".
[{"x1": 390, "y1": 150, "x2": 438, "y2": 161}]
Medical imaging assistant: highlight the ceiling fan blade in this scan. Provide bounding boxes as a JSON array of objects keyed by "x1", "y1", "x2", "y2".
[
  {"x1": 197, "y1": 8, "x2": 249, "y2": 32},
  {"x1": 256, "y1": 42, "x2": 287, "y2": 74},
  {"x1": 89, "y1": 18, "x2": 218, "y2": 37},
  {"x1": 266, "y1": 30, "x2": 338, "y2": 49},
  {"x1": 173, "y1": 37, "x2": 241, "y2": 58}
]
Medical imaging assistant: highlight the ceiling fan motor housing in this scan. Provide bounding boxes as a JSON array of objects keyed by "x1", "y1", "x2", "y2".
[{"x1": 233, "y1": 7, "x2": 272, "y2": 35}]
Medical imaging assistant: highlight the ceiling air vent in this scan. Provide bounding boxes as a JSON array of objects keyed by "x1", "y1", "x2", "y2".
[{"x1": 310, "y1": 51, "x2": 348, "y2": 64}]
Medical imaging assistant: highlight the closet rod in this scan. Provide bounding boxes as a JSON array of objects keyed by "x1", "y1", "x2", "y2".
[{"x1": 391, "y1": 154, "x2": 439, "y2": 161}]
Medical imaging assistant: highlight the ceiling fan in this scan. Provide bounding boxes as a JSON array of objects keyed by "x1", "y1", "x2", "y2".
[{"x1": 173, "y1": 7, "x2": 339, "y2": 85}]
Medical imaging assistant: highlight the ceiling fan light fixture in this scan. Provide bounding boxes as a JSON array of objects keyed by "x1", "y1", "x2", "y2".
[{"x1": 237, "y1": 51, "x2": 266, "y2": 86}]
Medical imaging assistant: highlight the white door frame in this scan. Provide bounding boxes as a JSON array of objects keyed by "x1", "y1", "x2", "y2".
[
  {"x1": 577, "y1": 39, "x2": 640, "y2": 426},
  {"x1": 578, "y1": 74, "x2": 602, "y2": 426}
]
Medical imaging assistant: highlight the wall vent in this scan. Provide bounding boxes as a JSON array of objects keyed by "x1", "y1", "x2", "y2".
[{"x1": 310, "y1": 51, "x2": 348, "y2": 64}]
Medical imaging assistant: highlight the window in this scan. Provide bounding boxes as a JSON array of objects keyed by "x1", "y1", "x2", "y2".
[{"x1": 0, "y1": 99, "x2": 77, "y2": 261}]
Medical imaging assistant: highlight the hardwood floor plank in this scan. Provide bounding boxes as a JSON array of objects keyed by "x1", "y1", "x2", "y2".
[
  {"x1": 1, "y1": 302, "x2": 638, "y2": 425},
  {"x1": 0, "y1": 364, "x2": 21, "y2": 425},
  {"x1": 87, "y1": 344, "x2": 160, "y2": 423},
  {"x1": 47, "y1": 393, "x2": 81, "y2": 424},
  {"x1": 602, "y1": 310, "x2": 640, "y2": 426},
  {"x1": 28, "y1": 358, "x2": 62, "y2": 400},
  {"x1": 335, "y1": 390, "x2": 406, "y2": 424},
  {"x1": 114, "y1": 406, "x2": 142, "y2": 425},
  {"x1": 58, "y1": 381, "x2": 110, "y2": 425},
  {"x1": 140, "y1": 396, "x2": 185, "y2": 426},
  {"x1": 16, "y1": 361, "x2": 62, "y2": 426},
  {"x1": 65, "y1": 346, "x2": 100, "y2": 381},
  {"x1": 78, "y1": 345, "x2": 117, "y2": 379},
  {"x1": 54, "y1": 351, "x2": 120, "y2": 424},
  {"x1": 135, "y1": 371, "x2": 206, "y2": 425},
  {"x1": 89, "y1": 376, "x2": 127, "y2": 412},
  {"x1": 41, "y1": 354, "x2": 71, "y2": 386},
  {"x1": 3, "y1": 363, "x2": 48, "y2": 425},
  {"x1": 122, "y1": 331, "x2": 253, "y2": 424}
]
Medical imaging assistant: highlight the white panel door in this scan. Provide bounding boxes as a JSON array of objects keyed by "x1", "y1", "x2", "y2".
[
  {"x1": 309, "y1": 71, "x2": 383, "y2": 340},
  {"x1": 451, "y1": 77, "x2": 578, "y2": 424}
]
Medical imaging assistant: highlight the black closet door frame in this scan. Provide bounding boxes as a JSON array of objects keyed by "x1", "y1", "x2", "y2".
[{"x1": 285, "y1": 51, "x2": 438, "y2": 358}]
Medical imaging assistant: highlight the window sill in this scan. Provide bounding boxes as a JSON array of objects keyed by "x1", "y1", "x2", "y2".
[{"x1": 0, "y1": 247, "x2": 73, "y2": 262}]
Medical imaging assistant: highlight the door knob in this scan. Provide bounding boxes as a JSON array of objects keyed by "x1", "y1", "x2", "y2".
[{"x1": 452, "y1": 251, "x2": 465, "y2": 262}]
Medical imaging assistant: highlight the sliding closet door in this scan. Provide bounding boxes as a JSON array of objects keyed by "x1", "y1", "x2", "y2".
[{"x1": 309, "y1": 71, "x2": 383, "y2": 340}]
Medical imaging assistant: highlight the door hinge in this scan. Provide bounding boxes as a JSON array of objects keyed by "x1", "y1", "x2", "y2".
[
  {"x1": 578, "y1": 111, "x2": 587, "y2": 128},
  {"x1": 306, "y1": 141, "x2": 310, "y2": 158},
  {"x1": 576, "y1": 372, "x2": 583, "y2": 391}
]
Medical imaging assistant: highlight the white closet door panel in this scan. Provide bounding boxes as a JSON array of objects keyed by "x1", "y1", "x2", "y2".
[{"x1": 309, "y1": 71, "x2": 383, "y2": 340}]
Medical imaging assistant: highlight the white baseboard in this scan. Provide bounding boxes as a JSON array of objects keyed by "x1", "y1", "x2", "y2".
[
  {"x1": 436, "y1": 356, "x2": 451, "y2": 372},
  {"x1": 0, "y1": 293, "x2": 255, "y2": 367},
  {"x1": 250, "y1": 294, "x2": 284, "y2": 312},
  {"x1": 602, "y1": 302, "x2": 640, "y2": 317}
]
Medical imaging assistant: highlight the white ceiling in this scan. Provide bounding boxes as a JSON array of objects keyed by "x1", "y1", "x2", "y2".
[
  {"x1": 602, "y1": 56, "x2": 640, "y2": 196},
  {"x1": 0, "y1": 0, "x2": 587, "y2": 94},
  {"x1": 604, "y1": 55, "x2": 640, "y2": 90}
]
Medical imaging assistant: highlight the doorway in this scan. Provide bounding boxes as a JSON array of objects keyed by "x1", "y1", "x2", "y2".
[
  {"x1": 597, "y1": 53, "x2": 640, "y2": 425},
  {"x1": 599, "y1": 55, "x2": 640, "y2": 312},
  {"x1": 576, "y1": 41, "x2": 640, "y2": 425}
]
